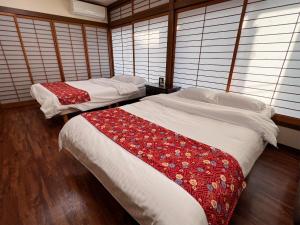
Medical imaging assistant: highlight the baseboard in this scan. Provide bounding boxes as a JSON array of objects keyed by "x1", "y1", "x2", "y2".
[{"x1": 0, "y1": 100, "x2": 38, "y2": 109}]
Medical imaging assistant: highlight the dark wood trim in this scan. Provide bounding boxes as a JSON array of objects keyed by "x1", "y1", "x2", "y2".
[
  {"x1": 226, "y1": 0, "x2": 248, "y2": 92},
  {"x1": 272, "y1": 114, "x2": 300, "y2": 131},
  {"x1": 108, "y1": 0, "x2": 131, "y2": 10},
  {"x1": 174, "y1": 0, "x2": 230, "y2": 12},
  {"x1": 13, "y1": 15, "x2": 34, "y2": 85},
  {"x1": 82, "y1": 25, "x2": 92, "y2": 79},
  {"x1": 0, "y1": 6, "x2": 108, "y2": 27},
  {"x1": 110, "y1": 3, "x2": 169, "y2": 28},
  {"x1": 80, "y1": 0, "x2": 106, "y2": 7},
  {"x1": 107, "y1": 12, "x2": 115, "y2": 78},
  {"x1": 131, "y1": 1, "x2": 135, "y2": 77},
  {"x1": 165, "y1": 0, "x2": 176, "y2": 89},
  {"x1": 0, "y1": 100, "x2": 38, "y2": 109},
  {"x1": 50, "y1": 21, "x2": 65, "y2": 82}
]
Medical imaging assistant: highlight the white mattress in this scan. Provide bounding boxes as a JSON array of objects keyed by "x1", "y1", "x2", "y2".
[
  {"x1": 59, "y1": 95, "x2": 278, "y2": 225},
  {"x1": 30, "y1": 79, "x2": 145, "y2": 118}
]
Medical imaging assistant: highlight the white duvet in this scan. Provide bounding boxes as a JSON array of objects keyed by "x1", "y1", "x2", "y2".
[
  {"x1": 59, "y1": 94, "x2": 278, "y2": 225},
  {"x1": 30, "y1": 78, "x2": 145, "y2": 119}
]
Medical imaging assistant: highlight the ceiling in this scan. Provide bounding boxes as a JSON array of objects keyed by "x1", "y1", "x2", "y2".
[{"x1": 81, "y1": 0, "x2": 119, "y2": 6}]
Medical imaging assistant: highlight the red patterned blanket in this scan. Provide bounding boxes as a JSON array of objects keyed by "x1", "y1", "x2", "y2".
[
  {"x1": 42, "y1": 82, "x2": 90, "y2": 105},
  {"x1": 82, "y1": 108, "x2": 246, "y2": 225}
]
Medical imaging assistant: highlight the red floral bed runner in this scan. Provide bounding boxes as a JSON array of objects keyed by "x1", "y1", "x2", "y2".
[
  {"x1": 82, "y1": 108, "x2": 246, "y2": 225},
  {"x1": 42, "y1": 82, "x2": 90, "y2": 105}
]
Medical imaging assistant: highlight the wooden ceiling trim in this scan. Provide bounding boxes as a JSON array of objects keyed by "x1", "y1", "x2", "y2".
[
  {"x1": 0, "y1": 6, "x2": 108, "y2": 27},
  {"x1": 110, "y1": 3, "x2": 169, "y2": 28}
]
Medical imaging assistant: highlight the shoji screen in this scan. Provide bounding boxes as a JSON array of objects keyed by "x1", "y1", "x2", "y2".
[
  {"x1": 110, "y1": 2, "x2": 132, "y2": 22},
  {"x1": 54, "y1": 22, "x2": 89, "y2": 81},
  {"x1": 230, "y1": 0, "x2": 300, "y2": 118},
  {"x1": 134, "y1": 15, "x2": 168, "y2": 83},
  {"x1": 85, "y1": 26, "x2": 110, "y2": 78},
  {"x1": 174, "y1": 0, "x2": 243, "y2": 90},
  {"x1": 17, "y1": 17, "x2": 61, "y2": 83},
  {"x1": 133, "y1": 0, "x2": 169, "y2": 13},
  {"x1": 112, "y1": 25, "x2": 134, "y2": 76},
  {"x1": 0, "y1": 14, "x2": 32, "y2": 103}
]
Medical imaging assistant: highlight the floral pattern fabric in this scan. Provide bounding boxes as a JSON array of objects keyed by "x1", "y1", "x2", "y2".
[
  {"x1": 82, "y1": 108, "x2": 246, "y2": 225},
  {"x1": 42, "y1": 82, "x2": 90, "y2": 105}
]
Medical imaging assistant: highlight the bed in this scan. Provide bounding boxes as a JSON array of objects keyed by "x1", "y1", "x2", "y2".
[
  {"x1": 30, "y1": 75, "x2": 146, "y2": 119},
  {"x1": 58, "y1": 88, "x2": 278, "y2": 225}
]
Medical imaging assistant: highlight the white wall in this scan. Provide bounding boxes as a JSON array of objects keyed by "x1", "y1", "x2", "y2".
[
  {"x1": 0, "y1": 0, "x2": 107, "y2": 23},
  {"x1": 278, "y1": 126, "x2": 300, "y2": 150}
]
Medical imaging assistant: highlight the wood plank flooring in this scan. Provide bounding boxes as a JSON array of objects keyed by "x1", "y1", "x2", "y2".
[{"x1": 1, "y1": 106, "x2": 299, "y2": 225}]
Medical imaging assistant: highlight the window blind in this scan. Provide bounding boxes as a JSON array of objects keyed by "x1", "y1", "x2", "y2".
[
  {"x1": 174, "y1": 0, "x2": 243, "y2": 90},
  {"x1": 110, "y1": 2, "x2": 132, "y2": 22},
  {"x1": 133, "y1": 0, "x2": 169, "y2": 14},
  {"x1": 112, "y1": 25, "x2": 134, "y2": 76},
  {"x1": 85, "y1": 26, "x2": 110, "y2": 78},
  {"x1": 54, "y1": 22, "x2": 89, "y2": 81},
  {"x1": 18, "y1": 17, "x2": 61, "y2": 83},
  {"x1": 0, "y1": 15, "x2": 32, "y2": 103},
  {"x1": 134, "y1": 15, "x2": 168, "y2": 83},
  {"x1": 230, "y1": 0, "x2": 300, "y2": 118}
]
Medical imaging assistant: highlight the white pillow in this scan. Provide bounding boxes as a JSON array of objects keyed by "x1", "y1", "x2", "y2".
[
  {"x1": 177, "y1": 87, "x2": 219, "y2": 103},
  {"x1": 112, "y1": 75, "x2": 146, "y2": 85},
  {"x1": 216, "y1": 92, "x2": 266, "y2": 112}
]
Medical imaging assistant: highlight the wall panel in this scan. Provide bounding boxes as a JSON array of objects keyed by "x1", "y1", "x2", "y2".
[
  {"x1": 0, "y1": 14, "x2": 32, "y2": 103},
  {"x1": 230, "y1": 0, "x2": 300, "y2": 118},
  {"x1": 18, "y1": 17, "x2": 61, "y2": 83},
  {"x1": 54, "y1": 22, "x2": 89, "y2": 81},
  {"x1": 112, "y1": 25, "x2": 134, "y2": 76},
  {"x1": 85, "y1": 25, "x2": 110, "y2": 78},
  {"x1": 174, "y1": 0, "x2": 243, "y2": 90},
  {"x1": 134, "y1": 15, "x2": 168, "y2": 83}
]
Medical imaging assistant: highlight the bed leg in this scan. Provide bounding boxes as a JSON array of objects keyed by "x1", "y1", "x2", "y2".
[{"x1": 63, "y1": 115, "x2": 68, "y2": 123}]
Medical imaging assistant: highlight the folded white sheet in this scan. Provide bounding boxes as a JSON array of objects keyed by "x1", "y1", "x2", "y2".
[{"x1": 59, "y1": 95, "x2": 278, "y2": 225}]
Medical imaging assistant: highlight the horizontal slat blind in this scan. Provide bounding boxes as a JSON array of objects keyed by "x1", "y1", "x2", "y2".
[
  {"x1": 18, "y1": 18, "x2": 61, "y2": 83},
  {"x1": 0, "y1": 14, "x2": 32, "y2": 103},
  {"x1": 85, "y1": 26, "x2": 110, "y2": 78},
  {"x1": 134, "y1": 15, "x2": 168, "y2": 83},
  {"x1": 174, "y1": 0, "x2": 243, "y2": 90},
  {"x1": 230, "y1": 0, "x2": 300, "y2": 118},
  {"x1": 133, "y1": 0, "x2": 169, "y2": 14},
  {"x1": 112, "y1": 25, "x2": 134, "y2": 76},
  {"x1": 110, "y1": 2, "x2": 132, "y2": 22},
  {"x1": 55, "y1": 22, "x2": 89, "y2": 81}
]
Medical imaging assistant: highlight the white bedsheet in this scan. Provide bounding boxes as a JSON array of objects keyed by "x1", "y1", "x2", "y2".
[
  {"x1": 59, "y1": 96, "x2": 278, "y2": 225},
  {"x1": 30, "y1": 79, "x2": 145, "y2": 118}
]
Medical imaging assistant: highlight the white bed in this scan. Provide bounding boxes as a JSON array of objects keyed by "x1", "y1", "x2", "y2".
[
  {"x1": 59, "y1": 90, "x2": 278, "y2": 225},
  {"x1": 31, "y1": 76, "x2": 146, "y2": 119}
]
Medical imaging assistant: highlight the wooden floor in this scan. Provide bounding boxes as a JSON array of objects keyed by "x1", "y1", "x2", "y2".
[{"x1": 1, "y1": 106, "x2": 299, "y2": 225}]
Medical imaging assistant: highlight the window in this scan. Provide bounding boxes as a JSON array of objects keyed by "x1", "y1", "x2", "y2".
[
  {"x1": 230, "y1": 0, "x2": 300, "y2": 118},
  {"x1": 54, "y1": 22, "x2": 89, "y2": 81},
  {"x1": 112, "y1": 25, "x2": 134, "y2": 76},
  {"x1": 0, "y1": 14, "x2": 32, "y2": 103},
  {"x1": 174, "y1": 0, "x2": 243, "y2": 90},
  {"x1": 18, "y1": 17, "x2": 61, "y2": 83},
  {"x1": 85, "y1": 25, "x2": 110, "y2": 78},
  {"x1": 134, "y1": 15, "x2": 168, "y2": 83}
]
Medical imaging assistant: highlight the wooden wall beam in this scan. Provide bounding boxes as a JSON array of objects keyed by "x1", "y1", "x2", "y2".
[
  {"x1": 82, "y1": 25, "x2": 92, "y2": 79},
  {"x1": 226, "y1": 0, "x2": 248, "y2": 92},
  {"x1": 107, "y1": 10, "x2": 115, "y2": 78},
  {"x1": 50, "y1": 21, "x2": 65, "y2": 82},
  {"x1": 272, "y1": 114, "x2": 300, "y2": 131},
  {"x1": 0, "y1": 6, "x2": 108, "y2": 27},
  {"x1": 165, "y1": 0, "x2": 176, "y2": 89},
  {"x1": 13, "y1": 15, "x2": 34, "y2": 85}
]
